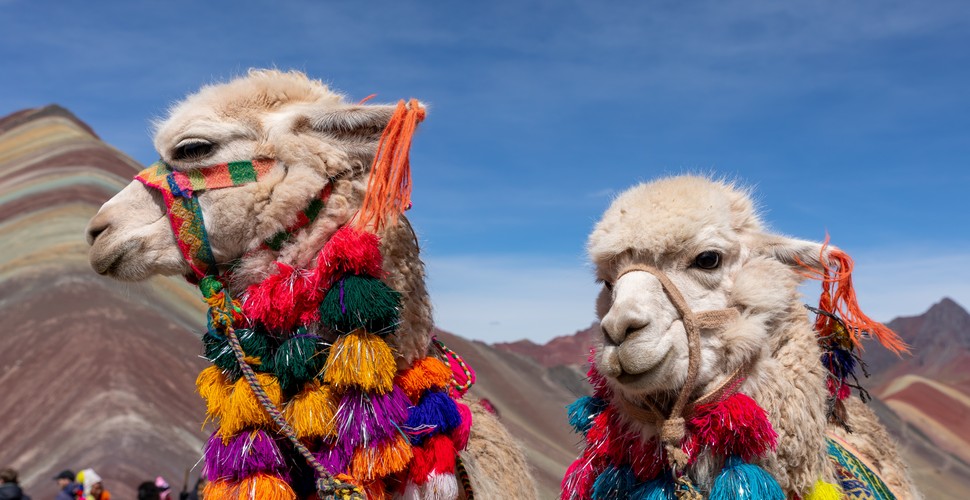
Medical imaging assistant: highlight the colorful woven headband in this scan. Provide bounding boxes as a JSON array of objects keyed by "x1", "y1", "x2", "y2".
[{"x1": 135, "y1": 160, "x2": 277, "y2": 280}]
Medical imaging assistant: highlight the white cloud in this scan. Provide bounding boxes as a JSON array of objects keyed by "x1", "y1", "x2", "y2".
[{"x1": 425, "y1": 254, "x2": 599, "y2": 344}]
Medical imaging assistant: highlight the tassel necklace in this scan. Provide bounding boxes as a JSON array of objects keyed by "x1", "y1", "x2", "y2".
[{"x1": 135, "y1": 100, "x2": 476, "y2": 499}]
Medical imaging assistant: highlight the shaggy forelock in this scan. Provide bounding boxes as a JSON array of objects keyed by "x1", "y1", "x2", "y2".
[{"x1": 588, "y1": 175, "x2": 763, "y2": 264}]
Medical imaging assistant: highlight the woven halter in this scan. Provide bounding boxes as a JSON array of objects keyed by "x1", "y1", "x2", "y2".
[
  {"x1": 613, "y1": 264, "x2": 746, "y2": 470},
  {"x1": 135, "y1": 159, "x2": 360, "y2": 498}
]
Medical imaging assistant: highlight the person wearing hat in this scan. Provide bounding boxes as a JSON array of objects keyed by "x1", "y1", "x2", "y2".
[
  {"x1": 0, "y1": 467, "x2": 32, "y2": 500},
  {"x1": 52, "y1": 469, "x2": 78, "y2": 500},
  {"x1": 76, "y1": 469, "x2": 111, "y2": 500}
]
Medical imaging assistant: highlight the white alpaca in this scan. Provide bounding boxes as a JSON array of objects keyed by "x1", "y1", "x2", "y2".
[
  {"x1": 87, "y1": 69, "x2": 536, "y2": 499},
  {"x1": 565, "y1": 175, "x2": 918, "y2": 499}
]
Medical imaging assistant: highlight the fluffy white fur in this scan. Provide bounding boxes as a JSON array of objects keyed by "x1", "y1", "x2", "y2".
[
  {"x1": 588, "y1": 175, "x2": 920, "y2": 498},
  {"x1": 86, "y1": 69, "x2": 536, "y2": 499}
]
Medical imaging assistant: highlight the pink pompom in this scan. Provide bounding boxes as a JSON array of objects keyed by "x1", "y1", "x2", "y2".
[
  {"x1": 451, "y1": 402, "x2": 473, "y2": 451},
  {"x1": 629, "y1": 437, "x2": 664, "y2": 482},
  {"x1": 560, "y1": 452, "x2": 601, "y2": 500},
  {"x1": 688, "y1": 392, "x2": 778, "y2": 461},
  {"x1": 242, "y1": 262, "x2": 323, "y2": 331},
  {"x1": 318, "y1": 226, "x2": 383, "y2": 278}
]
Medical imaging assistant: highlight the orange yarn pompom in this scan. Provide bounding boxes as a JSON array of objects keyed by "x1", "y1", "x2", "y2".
[
  {"x1": 395, "y1": 357, "x2": 453, "y2": 401},
  {"x1": 285, "y1": 381, "x2": 338, "y2": 439},
  {"x1": 202, "y1": 479, "x2": 236, "y2": 498},
  {"x1": 218, "y1": 373, "x2": 283, "y2": 439},
  {"x1": 349, "y1": 435, "x2": 414, "y2": 481},
  {"x1": 323, "y1": 330, "x2": 396, "y2": 393},
  {"x1": 237, "y1": 473, "x2": 296, "y2": 500}
]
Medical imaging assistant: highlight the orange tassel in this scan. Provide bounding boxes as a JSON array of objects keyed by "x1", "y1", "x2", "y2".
[
  {"x1": 202, "y1": 479, "x2": 237, "y2": 498},
  {"x1": 349, "y1": 434, "x2": 414, "y2": 480},
  {"x1": 354, "y1": 99, "x2": 426, "y2": 232},
  {"x1": 395, "y1": 356, "x2": 453, "y2": 401},
  {"x1": 361, "y1": 479, "x2": 389, "y2": 500},
  {"x1": 808, "y1": 240, "x2": 908, "y2": 354},
  {"x1": 237, "y1": 473, "x2": 296, "y2": 500},
  {"x1": 284, "y1": 381, "x2": 338, "y2": 439}
]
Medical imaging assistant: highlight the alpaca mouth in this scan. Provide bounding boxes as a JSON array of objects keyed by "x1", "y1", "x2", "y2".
[{"x1": 614, "y1": 349, "x2": 673, "y2": 386}]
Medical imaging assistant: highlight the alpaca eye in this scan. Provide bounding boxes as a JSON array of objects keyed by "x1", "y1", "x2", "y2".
[
  {"x1": 694, "y1": 251, "x2": 721, "y2": 270},
  {"x1": 172, "y1": 140, "x2": 215, "y2": 161},
  {"x1": 604, "y1": 281, "x2": 614, "y2": 291}
]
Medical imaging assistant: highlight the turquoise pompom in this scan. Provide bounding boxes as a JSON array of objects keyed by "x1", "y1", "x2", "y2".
[
  {"x1": 710, "y1": 456, "x2": 785, "y2": 500},
  {"x1": 591, "y1": 465, "x2": 636, "y2": 500},
  {"x1": 567, "y1": 396, "x2": 607, "y2": 434},
  {"x1": 630, "y1": 475, "x2": 677, "y2": 500}
]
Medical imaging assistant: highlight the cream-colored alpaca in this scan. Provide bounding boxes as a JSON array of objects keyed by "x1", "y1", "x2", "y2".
[
  {"x1": 86, "y1": 69, "x2": 536, "y2": 499},
  {"x1": 586, "y1": 175, "x2": 919, "y2": 498}
]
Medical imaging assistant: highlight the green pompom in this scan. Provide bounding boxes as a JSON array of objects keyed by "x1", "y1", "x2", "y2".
[
  {"x1": 265, "y1": 334, "x2": 329, "y2": 392},
  {"x1": 319, "y1": 275, "x2": 401, "y2": 335},
  {"x1": 202, "y1": 327, "x2": 272, "y2": 379}
]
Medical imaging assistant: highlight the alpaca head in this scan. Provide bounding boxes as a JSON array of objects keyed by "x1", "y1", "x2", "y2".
[
  {"x1": 588, "y1": 175, "x2": 832, "y2": 401},
  {"x1": 86, "y1": 69, "x2": 400, "y2": 281}
]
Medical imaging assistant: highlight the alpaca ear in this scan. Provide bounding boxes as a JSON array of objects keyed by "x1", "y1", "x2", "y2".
[
  {"x1": 749, "y1": 233, "x2": 831, "y2": 276},
  {"x1": 304, "y1": 104, "x2": 399, "y2": 142}
]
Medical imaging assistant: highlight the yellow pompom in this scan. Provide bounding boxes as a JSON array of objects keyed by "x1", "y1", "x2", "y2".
[
  {"x1": 323, "y1": 330, "x2": 396, "y2": 393},
  {"x1": 218, "y1": 373, "x2": 283, "y2": 439},
  {"x1": 806, "y1": 479, "x2": 842, "y2": 500},
  {"x1": 285, "y1": 381, "x2": 338, "y2": 439},
  {"x1": 237, "y1": 473, "x2": 296, "y2": 500},
  {"x1": 349, "y1": 434, "x2": 414, "y2": 481},
  {"x1": 196, "y1": 366, "x2": 232, "y2": 423},
  {"x1": 395, "y1": 357, "x2": 453, "y2": 401}
]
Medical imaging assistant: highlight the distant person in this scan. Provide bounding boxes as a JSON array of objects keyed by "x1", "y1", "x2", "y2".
[
  {"x1": 0, "y1": 468, "x2": 31, "y2": 500},
  {"x1": 52, "y1": 469, "x2": 78, "y2": 500},
  {"x1": 136, "y1": 481, "x2": 160, "y2": 500},
  {"x1": 76, "y1": 469, "x2": 111, "y2": 500},
  {"x1": 155, "y1": 476, "x2": 172, "y2": 500},
  {"x1": 179, "y1": 476, "x2": 205, "y2": 500}
]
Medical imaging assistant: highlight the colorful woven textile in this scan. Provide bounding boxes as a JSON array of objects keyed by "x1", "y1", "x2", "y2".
[
  {"x1": 826, "y1": 436, "x2": 896, "y2": 499},
  {"x1": 135, "y1": 160, "x2": 277, "y2": 279}
]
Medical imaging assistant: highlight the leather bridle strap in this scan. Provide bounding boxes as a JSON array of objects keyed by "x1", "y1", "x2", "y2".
[{"x1": 614, "y1": 264, "x2": 743, "y2": 455}]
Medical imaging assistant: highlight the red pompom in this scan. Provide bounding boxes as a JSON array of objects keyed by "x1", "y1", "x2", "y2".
[
  {"x1": 587, "y1": 348, "x2": 612, "y2": 399},
  {"x1": 318, "y1": 226, "x2": 383, "y2": 279},
  {"x1": 242, "y1": 262, "x2": 323, "y2": 331},
  {"x1": 560, "y1": 452, "x2": 601, "y2": 500},
  {"x1": 408, "y1": 434, "x2": 455, "y2": 484},
  {"x1": 687, "y1": 392, "x2": 778, "y2": 461},
  {"x1": 827, "y1": 378, "x2": 851, "y2": 400},
  {"x1": 629, "y1": 437, "x2": 664, "y2": 482}
]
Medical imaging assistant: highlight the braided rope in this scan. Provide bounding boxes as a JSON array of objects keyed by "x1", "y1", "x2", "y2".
[
  {"x1": 211, "y1": 286, "x2": 363, "y2": 499},
  {"x1": 433, "y1": 337, "x2": 475, "y2": 392}
]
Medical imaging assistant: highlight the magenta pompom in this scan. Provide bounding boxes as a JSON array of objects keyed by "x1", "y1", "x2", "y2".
[
  {"x1": 451, "y1": 401, "x2": 473, "y2": 450},
  {"x1": 203, "y1": 429, "x2": 288, "y2": 482},
  {"x1": 335, "y1": 386, "x2": 410, "y2": 452}
]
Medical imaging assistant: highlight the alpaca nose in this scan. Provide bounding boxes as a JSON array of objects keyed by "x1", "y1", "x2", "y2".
[
  {"x1": 85, "y1": 212, "x2": 111, "y2": 245},
  {"x1": 601, "y1": 311, "x2": 649, "y2": 345}
]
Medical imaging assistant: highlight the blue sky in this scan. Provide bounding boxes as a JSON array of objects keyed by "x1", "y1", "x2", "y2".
[{"x1": 3, "y1": 0, "x2": 968, "y2": 343}]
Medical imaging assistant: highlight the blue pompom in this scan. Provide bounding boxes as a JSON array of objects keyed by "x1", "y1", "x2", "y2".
[
  {"x1": 591, "y1": 465, "x2": 637, "y2": 500},
  {"x1": 404, "y1": 390, "x2": 462, "y2": 445},
  {"x1": 710, "y1": 456, "x2": 784, "y2": 500},
  {"x1": 821, "y1": 348, "x2": 856, "y2": 379},
  {"x1": 629, "y1": 475, "x2": 677, "y2": 500},
  {"x1": 567, "y1": 396, "x2": 607, "y2": 434}
]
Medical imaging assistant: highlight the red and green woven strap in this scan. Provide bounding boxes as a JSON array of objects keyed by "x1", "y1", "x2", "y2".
[{"x1": 136, "y1": 160, "x2": 278, "y2": 280}]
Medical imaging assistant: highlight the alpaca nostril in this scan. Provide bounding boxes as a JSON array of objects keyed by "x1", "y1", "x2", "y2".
[
  {"x1": 602, "y1": 319, "x2": 649, "y2": 345},
  {"x1": 86, "y1": 221, "x2": 109, "y2": 245}
]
